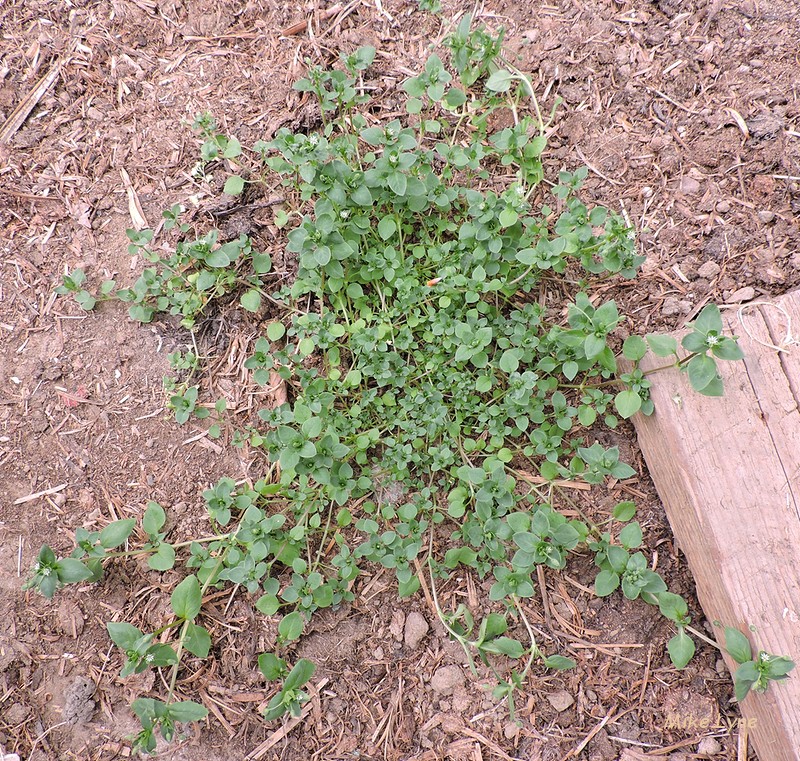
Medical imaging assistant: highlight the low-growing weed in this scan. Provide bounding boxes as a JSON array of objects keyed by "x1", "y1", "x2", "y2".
[{"x1": 38, "y1": 13, "x2": 778, "y2": 755}]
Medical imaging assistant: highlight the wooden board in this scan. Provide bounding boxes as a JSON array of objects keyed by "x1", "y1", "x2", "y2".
[{"x1": 631, "y1": 292, "x2": 800, "y2": 761}]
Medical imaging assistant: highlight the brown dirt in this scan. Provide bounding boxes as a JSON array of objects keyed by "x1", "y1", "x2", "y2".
[{"x1": 1, "y1": 0, "x2": 798, "y2": 759}]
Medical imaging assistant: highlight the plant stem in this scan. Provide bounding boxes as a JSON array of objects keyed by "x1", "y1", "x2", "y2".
[
  {"x1": 684, "y1": 623, "x2": 723, "y2": 651},
  {"x1": 166, "y1": 555, "x2": 226, "y2": 703}
]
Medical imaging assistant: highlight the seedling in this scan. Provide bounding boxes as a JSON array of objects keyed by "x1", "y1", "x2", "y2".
[{"x1": 725, "y1": 629, "x2": 795, "y2": 702}]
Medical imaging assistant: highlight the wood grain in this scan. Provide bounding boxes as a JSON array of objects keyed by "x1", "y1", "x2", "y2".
[{"x1": 632, "y1": 293, "x2": 800, "y2": 761}]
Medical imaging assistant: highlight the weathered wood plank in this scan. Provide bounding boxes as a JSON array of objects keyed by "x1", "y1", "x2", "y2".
[{"x1": 632, "y1": 292, "x2": 800, "y2": 761}]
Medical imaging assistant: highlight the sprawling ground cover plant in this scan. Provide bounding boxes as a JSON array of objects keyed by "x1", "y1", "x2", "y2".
[{"x1": 38, "y1": 17, "x2": 783, "y2": 754}]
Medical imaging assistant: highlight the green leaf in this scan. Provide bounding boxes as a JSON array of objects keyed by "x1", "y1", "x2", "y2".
[
  {"x1": 255, "y1": 594, "x2": 280, "y2": 615},
  {"x1": 283, "y1": 658, "x2": 316, "y2": 691},
  {"x1": 480, "y1": 613, "x2": 508, "y2": 641},
  {"x1": 222, "y1": 137, "x2": 242, "y2": 158},
  {"x1": 612, "y1": 501, "x2": 636, "y2": 522},
  {"x1": 687, "y1": 354, "x2": 718, "y2": 392},
  {"x1": 482, "y1": 637, "x2": 525, "y2": 658},
  {"x1": 405, "y1": 97, "x2": 423, "y2": 114},
  {"x1": 253, "y1": 252, "x2": 272, "y2": 274},
  {"x1": 583, "y1": 333, "x2": 606, "y2": 359},
  {"x1": 206, "y1": 248, "x2": 234, "y2": 268},
  {"x1": 656, "y1": 592, "x2": 688, "y2": 623},
  {"x1": 693, "y1": 303, "x2": 723, "y2": 335},
  {"x1": 131, "y1": 697, "x2": 161, "y2": 722},
  {"x1": 443, "y1": 87, "x2": 467, "y2": 108},
  {"x1": 542, "y1": 654, "x2": 577, "y2": 670},
  {"x1": 171, "y1": 575, "x2": 202, "y2": 621},
  {"x1": 498, "y1": 208, "x2": 518, "y2": 228},
  {"x1": 129, "y1": 304, "x2": 155, "y2": 323},
  {"x1": 143, "y1": 501, "x2": 166, "y2": 535},
  {"x1": 75, "y1": 291, "x2": 96, "y2": 310},
  {"x1": 724, "y1": 627, "x2": 753, "y2": 665},
  {"x1": 224, "y1": 175, "x2": 245, "y2": 195},
  {"x1": 99, "y1": 519, "x2": 136, "y2": 549},
  {"x1": 184, "y1": 622, "x2": 212, "y2": 658},
  {"x1": 696, "y1": 373, "x2": 724, "y2": 397},
  {"x1": 622, "y1": 335, "x2": 647, "y2": 361},
  {"x1": 107, "y1": 621, "x2": 143, "y2": 650},
  {"x1": 562, "y1": 360, "x2": 579, "y2": 381},
  {"x1": 681, "y1": 332, "x2": 708, "y2": 353},
  {"x1": 149, "y1": 543, "x2": 176, "y2": 571},
  {"x1": 168, "y1": 701, "x2": 209, "y2": 722},
  {"x1": 499, "y1": 349, "x2": 520, "y2": 374},
  {"x1": 614, "y1": 390, "x2": 642, "y2": 419},
  {"x1": 476, "y1": 374, "x2": 493, "y2": 393},
  {"x1": 240, "y1": 290, "x2": 262, "y2": 312},
  {"x1": 267, "y1": 322, "x2": 285, "y2": 341},
  {"x1": 56, "y1": 558, "x2": 94, "y2": 584},
  {"x1": 258, "y1": 653, "x2": 288, "y2": 681},
  {"x1": 667, "y1": 629, "x2": 695, "y2": 669},
  {"x1": 278, "y1": 611, "x2": 304, "y2": 643},
  {"x1": 398, "y1": 575, "x2": 420, "y2": 597},
  {"x1": 734, "y1": 661, "x2": 760, "y2": 701},
  {"x1": 712, "y1": 337, "x2": 744, "y2": 361},
  {"x1": 377, "y1": 216, "x2": 396, "y2": 240},
  {"x1": 646, "y1": 334, "x2": 677, "y2": 357},
  {"x1": 516, "y1": 247, "x2": 537, "y2": 266},
  {"x1": 619, "y1": 521, "x2": 643, "y2": 549},
  {"x1": 594, "y1": 570, "x2": 619, "y2": 596},
  {"x1": 485, "y1": 69, "x2": 515, "y2": 92},
  {"x1": 262, "y1": 695, "x2": 290, "y2": 722}
]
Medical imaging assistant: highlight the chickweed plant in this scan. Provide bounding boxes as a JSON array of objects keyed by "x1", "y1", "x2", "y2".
[{"x1": 39, "y1": 14, "x2": 791, "y2": 754}]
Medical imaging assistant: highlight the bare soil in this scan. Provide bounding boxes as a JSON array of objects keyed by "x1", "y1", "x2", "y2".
[{"x1": 1, "y1": 0, "x2": 798, "y2": 759}]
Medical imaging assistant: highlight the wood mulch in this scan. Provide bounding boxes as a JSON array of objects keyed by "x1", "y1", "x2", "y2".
[{"x1": 1, "y1": 0, "x2": 798, "y2": 759}]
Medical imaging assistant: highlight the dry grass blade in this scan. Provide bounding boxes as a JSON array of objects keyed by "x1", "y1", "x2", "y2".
[
  {"x1": 281, "y1": 4, "x2": 343, "y2": 36},
  {"x1": 13, "y1": 483, "x2": 68, "y2": 505},
  {"x1": 245, "y1": 678, "x2": 330, "y2": 759},
  {"x1": 0, "y1": 60, "x2": 63, "y2": 144}
]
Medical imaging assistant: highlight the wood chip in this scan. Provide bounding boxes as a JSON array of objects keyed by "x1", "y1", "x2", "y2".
[
  {"x1": 0, "y1": 61, "x2": 63, "y2": 144},
  {"x1": 120, "y1": 167, "x2": 149, "y2": 230}
]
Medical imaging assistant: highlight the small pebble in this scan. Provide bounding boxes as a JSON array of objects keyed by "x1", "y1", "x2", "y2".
[
  {"x1": 697, "y1": 736, "x2": 722, "y2": 755},
  {"x1": 389, "y1": 610, "x2": 405, "y2": 640},
  {"x1": 662, "y1": 296, "x2": 691, "y2": 316},
  {"x1": 715, "y1": 200, "x2": 731, "y2": 213},
  {"x1": 430, "y1": 665, "x2": 465, "y2": 695},
  {"x1": 504, "y1": 722, "x2": 520, "y2": 739},
  {"x1": 757, "y1": 210, "x2": 775, "y2": 223},
  {"x1": 679, "y1": 176, "x2": 701, "y2": 195},
  {"x1": 404, "y1": 611, "x2": 429, "y2": 650},
  {"x1": 727, "y1": 286, "x2": 755, "y2": 303},
  {"x1": 547, "y1": 689, "x2": 575, "y2": 712},
  {"x1": 697, "y1": 261, "x2": 721, "y2": 279}
]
